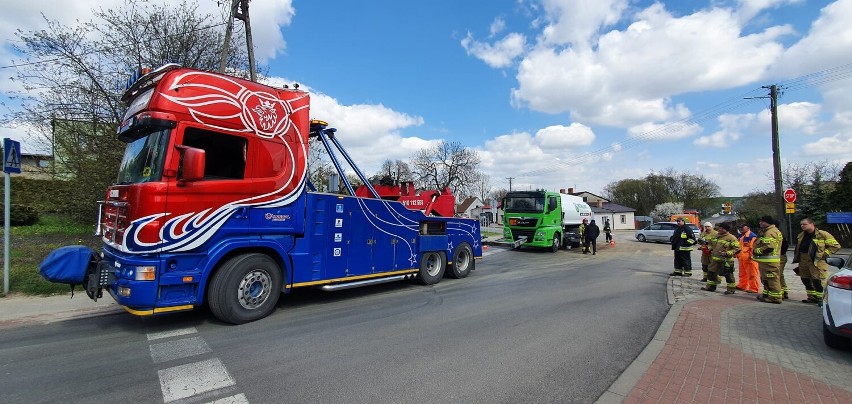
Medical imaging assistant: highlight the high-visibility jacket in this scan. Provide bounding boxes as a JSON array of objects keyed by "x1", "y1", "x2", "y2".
[
  {"x1": 671, "y1": 225, "x2": 697, "y2": 251},
  {"x1": 752, "y1": 224, "x2": 782, "y2": 263},
  {"x1": 793, "y1": 228, "x2": 841, "y2": 269},
  {"x1": 711, "y1": 232, "x2": 740, "y2": 264},
  {"x1": 700, "y1": 229, "x2": 718, "y2": 256}
]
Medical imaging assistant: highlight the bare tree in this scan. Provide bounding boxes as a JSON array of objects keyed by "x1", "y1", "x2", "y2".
[
  {"x1": 370, "y1": 159, "x2": 412, "y2": 185},
  {"x1": 410, "y1": 141, "x2": 481, "y2": 196},
  {"x1": 472, "y1": 174, "x2": 492, "y2": 203}
]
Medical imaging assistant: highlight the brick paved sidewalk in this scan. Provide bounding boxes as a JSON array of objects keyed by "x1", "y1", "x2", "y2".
[
  {"x1": 598, "y1": 256, "x2": 852, "y2": 404},
  {"x1": 623, "y1": 296, "x2": 851, "y2": 403}
]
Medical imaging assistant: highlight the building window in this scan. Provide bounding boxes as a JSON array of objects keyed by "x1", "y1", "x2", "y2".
[{"x1": 620, "y1": 214, "x2": 626, "y2": 224}]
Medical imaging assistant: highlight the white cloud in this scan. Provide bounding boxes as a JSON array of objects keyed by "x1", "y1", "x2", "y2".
[
  {"x1": 490, "y1": 17, "x2": 506, "y2": 37},
  {"x1": 510, "y1": 3, "x2": 791, "y2": 127},
  {"x1": 802, "y1": 133, "x2": 852, "y2": 156},
  {"x1": 538, "y1": 0, "x2": 628, "y2": 48},
  {"x1": 461, "y1": 32, "x2": 526, "y2": 69},
  {"x1": 534, "y1": 123, "x2": 595, "y2": 148},
  {"x1": 772, "y1": 0, "x2": 852, "y2": 77}
]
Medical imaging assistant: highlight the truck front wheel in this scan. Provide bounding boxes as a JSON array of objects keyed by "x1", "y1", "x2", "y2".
[
  {"x1": 208, "y1": 253, "x2": 282, "y2": 324},
  {"x1": 417, "y1": 251, "x2": 446, "y2": 285},
  {"x1": 551, "y1": 233, "x2": 560, "y2": 252}
]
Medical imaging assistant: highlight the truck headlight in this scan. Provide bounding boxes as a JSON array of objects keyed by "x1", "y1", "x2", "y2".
[
  {"x1": 135, "y1": 266, "x2": 156, "y2": 281},
  {"x1": 536, "y1": 231, "x2": 545, "y2": 239}
]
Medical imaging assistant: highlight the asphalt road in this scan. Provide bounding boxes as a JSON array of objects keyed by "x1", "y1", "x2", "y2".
[{"x1": 0, "y1": 232, "x2": 675, "y2": 403}]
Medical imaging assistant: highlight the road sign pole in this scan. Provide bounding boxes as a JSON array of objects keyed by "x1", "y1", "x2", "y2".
[{"x1": 4, "y1": 171, "x2": 9, "y2": 294}]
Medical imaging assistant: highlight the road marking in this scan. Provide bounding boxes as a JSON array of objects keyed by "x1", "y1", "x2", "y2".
[
  {"x1": 147, "y1": 327, "x2": 198, "y2": 341},
  {"x1": 158, "y1": 358, "x2": 236, "y2": 402},
  {"x1": 206, "y1": 393, "x2": 249, "y2": 404},
  {"x1": 149, "y1": 336, "x2": 213, "y2": 364}
]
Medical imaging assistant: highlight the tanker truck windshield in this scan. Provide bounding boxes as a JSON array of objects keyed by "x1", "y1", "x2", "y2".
[
  {"x1": 504, "y1": 194, "x2": 544, "y2": 213},
  {"x1": 116, "y1": 128, "x2": 170, "y2": 184}
]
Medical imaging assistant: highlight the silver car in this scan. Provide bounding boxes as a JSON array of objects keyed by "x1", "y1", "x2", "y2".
[{"x1": 635, "y1": 222, "x2": 700, "y2": 243}]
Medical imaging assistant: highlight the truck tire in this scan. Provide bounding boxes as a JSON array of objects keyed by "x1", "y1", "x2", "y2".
[
  {"x1": 208, "y1": 253, "x2": 282, "y2": 324},
  {"x1": 447, "y1": 242, "x2": 474, "y2": 279},
  {"x1": 417, "y1": 251, "x2": 446, "y2": 285},
  {"x1": 550, "y1": 233, "x2": 560, "y2": 252}
]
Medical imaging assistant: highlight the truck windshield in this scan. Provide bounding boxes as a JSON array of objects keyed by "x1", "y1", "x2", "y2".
[
  {"x1": 116, "y1": 129, "x2": 170, "y2": 184},
  {"x1": 504, "y1": 196, "x2": 544, "y2": 213}
]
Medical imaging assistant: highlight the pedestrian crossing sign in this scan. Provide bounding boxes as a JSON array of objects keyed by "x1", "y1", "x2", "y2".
[{"x1": 3, "y1": 138, "x2": 21, "y2": 174}]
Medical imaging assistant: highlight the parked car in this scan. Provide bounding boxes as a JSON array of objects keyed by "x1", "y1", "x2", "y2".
[
  {"x1": 634, "y1": 222, "x2": 700, "y2": 243},
  {"x1": 823, "y1": 253, "x2": 852, "y2": 350}
]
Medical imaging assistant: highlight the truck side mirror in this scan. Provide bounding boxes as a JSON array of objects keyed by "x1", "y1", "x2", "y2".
[{"x1": 178, "y1": 146, "x2": 205, "y2": 183}]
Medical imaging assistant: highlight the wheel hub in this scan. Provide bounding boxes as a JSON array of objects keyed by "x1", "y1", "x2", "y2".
[{"x1": 238, "y1": 269, "x2": 271, "y2": 309}]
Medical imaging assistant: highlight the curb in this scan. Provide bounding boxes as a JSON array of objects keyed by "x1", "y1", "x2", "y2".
[{"x1": 595, "y1": 277, "x2": 684, "y2": 403}]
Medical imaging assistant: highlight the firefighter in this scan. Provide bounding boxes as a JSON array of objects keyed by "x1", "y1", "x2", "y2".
[
  {"x1": 670, "y1": 217, "x2": 697, "y2": 277},
  {"x1": 735, "y1": 224, "x2": 760, "y2": 293},
  {"x1": 777, "y1": 219, "x2": 790, "y2": 300},
  {"x1": 702, "y1": 223, "x2": 740, "y2": 293},
  {"x1": 753, "y1": 215, "x2": 783, "y2": 304},
  {"x1": 603, "y1": 219, "x2": 612, "y2": 244},
  {"x1": 698, "y1": 222, "x2": 718, "y2": 282},
  {"x1": 580, "y1": 219, "x2": 588, "y2": 253},
  {"x1": 792, "y1": 217, "x2": 841, "y2": 305}
]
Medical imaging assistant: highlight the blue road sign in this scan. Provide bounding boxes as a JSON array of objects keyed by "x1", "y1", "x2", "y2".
[
  {"x1": 3, "y1": 138, "x2": 21, "y2": 174},
  {"x1": 827, "y1": 212, "x2": 852, "y2": 224}
]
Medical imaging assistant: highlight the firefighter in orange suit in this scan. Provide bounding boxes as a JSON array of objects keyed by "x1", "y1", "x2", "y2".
[
  {"x1": 735, "y1": 224, "x2": 760, "y2": 293},
  {"x1": 753, "y1": 215, "x2": 783, "y2": 304},
  {"x1": 698, "y1": 222, "x2": 717, "y2": 282},
  {"x1": 702, "y1": 223, "x2": 740, "y2": 293}
]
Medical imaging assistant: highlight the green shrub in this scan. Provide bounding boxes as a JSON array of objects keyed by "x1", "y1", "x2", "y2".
[{"x1": 0, "y1": 204, "x2": 40, "y2": 226}]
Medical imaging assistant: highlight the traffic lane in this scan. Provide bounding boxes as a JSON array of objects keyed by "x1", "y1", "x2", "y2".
[
  {"x1": 0, "y1": 311, "x2": 169, "y2": 403},
  {"x1": 200, "y1": 246, "x2": 672, "y2": 403}
]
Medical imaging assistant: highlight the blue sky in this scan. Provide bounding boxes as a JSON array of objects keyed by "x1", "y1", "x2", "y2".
[{"x1": 2, "y1": 0, "x2": 851, "y2": 198}]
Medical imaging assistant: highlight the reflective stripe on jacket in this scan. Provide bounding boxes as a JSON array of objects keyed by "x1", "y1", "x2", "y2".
[{"x1": 752, "y1": 224, "x2": 782, "y2": 263}]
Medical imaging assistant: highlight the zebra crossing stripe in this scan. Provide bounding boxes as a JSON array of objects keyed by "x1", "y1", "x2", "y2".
[
  {"x1": 147, "y1": 327, "x2": 198, "y2": 341},
  {"x1": 158, "y1": 358, "x2": 236, "y2": 402}
]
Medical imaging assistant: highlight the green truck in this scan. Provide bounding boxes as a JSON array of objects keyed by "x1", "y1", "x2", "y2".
[{"x1": 500, "y1": 191, "x2": 594, "y2": 252}]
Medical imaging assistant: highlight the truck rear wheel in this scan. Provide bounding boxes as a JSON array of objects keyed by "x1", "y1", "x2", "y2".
[
  {"x1": 208, "y1": 253, "x2": 282, "y2": 324},
  {"x1": 417, "y1": 251, "x2": 446, "y2": 285},
  {"x1": 447, "y1": 242, "x2": 474, "y2": 279}
]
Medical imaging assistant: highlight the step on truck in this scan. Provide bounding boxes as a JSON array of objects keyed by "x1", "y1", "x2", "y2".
[
  {"x1": 39, "y1": 64, "x2": 482, "y2": 324},
  {"x1": 499, "y1": 190, "x2": 593, "y2": 251}
]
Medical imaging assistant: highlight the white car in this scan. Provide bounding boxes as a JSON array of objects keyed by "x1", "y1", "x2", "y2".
[
  {"x1": 823, "y1": 253, "x2": 852, "y2": 350},
  {"x1": 634, "y1": 222, "x2": 700, "y2": 243}
]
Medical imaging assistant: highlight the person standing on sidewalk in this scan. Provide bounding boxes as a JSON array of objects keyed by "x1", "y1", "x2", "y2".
[
  {"x1": 753, "y1": 215, "x2": 783, "y2": 304},
  {"x1": 735, "y1": 224, "x2": 760, "y2": 293},
  {"x1": 777, "y1": 218, "x2": 790, "y2": 300},
  {"x1": 670, "y1": 217, "x2": 697, "y2": 277},
  {"x1": 585, "y1": 219, "x2": 600, "y2": 255},
  {"x1": 792, "y1": 217, "x2": 841, "y2": 305},
  {"x1": 702, "y1": 223, "x2": 740, "y2": 293},
  {"x1": 698, "y1": 222, "x2": 718, "y2": 282}
]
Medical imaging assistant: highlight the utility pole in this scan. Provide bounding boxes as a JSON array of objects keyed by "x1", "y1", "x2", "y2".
[
  {"x1": 506, "y1": 177, "x2": 514, "y2": 192},
  {"x1": 766, "y1": 84, "x2": 787, "y2": 239},
  {"x1": 219, "y1": 0, "x2": 256, "y2": 82}
]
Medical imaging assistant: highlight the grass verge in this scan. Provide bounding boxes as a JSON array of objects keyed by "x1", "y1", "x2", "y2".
[{"x1": 0, "y1": 215, "x2": 99, "y2": 297}]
